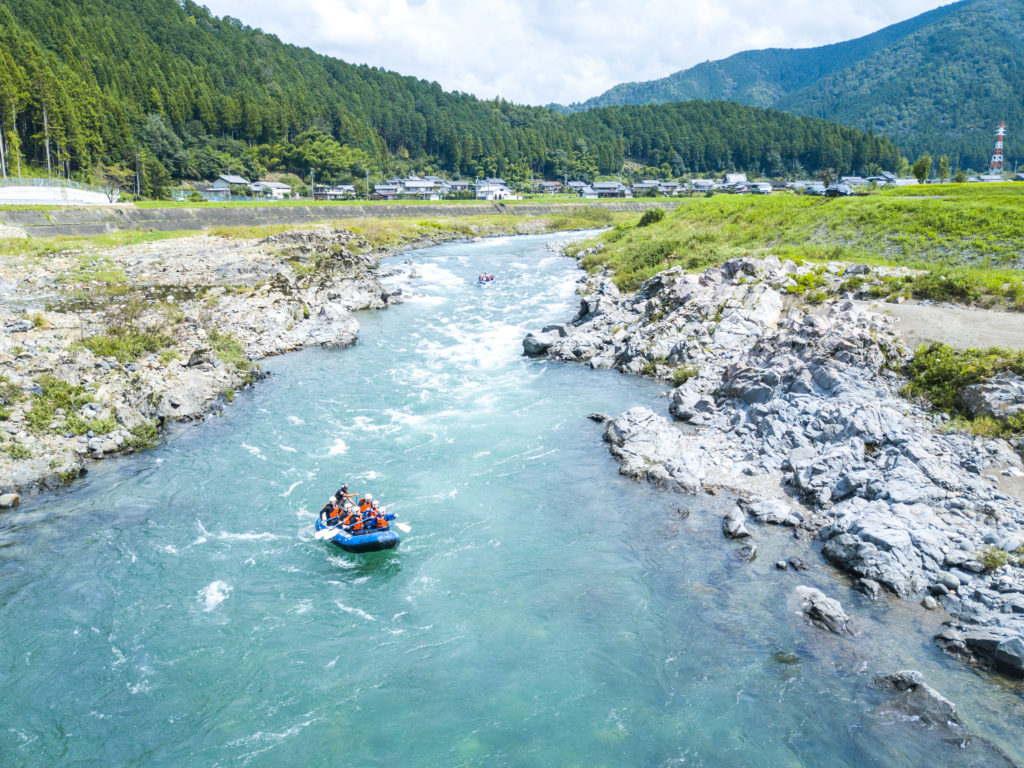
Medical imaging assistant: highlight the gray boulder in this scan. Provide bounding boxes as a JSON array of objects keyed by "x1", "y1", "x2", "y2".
[
  {"x1": 794, "y1": 585, "x2": 850, "y2": 635},
  {"x1": 723, "y1": 506, "x2": 751, "y2": 539},
  {"x1": 522, "y1": 331, "x2": 556, "y2": 357},
  {"x1": 962, "y1": 375, "x2": 1024, "y2": 421},
  {"x1": 874, "y1": 670, "x2": 965, "y2": 734}
]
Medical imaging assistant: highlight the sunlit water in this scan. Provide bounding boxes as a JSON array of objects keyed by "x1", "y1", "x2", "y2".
[{"x1": 2, "y1": 233, "x2": 1023, "y2": 767}]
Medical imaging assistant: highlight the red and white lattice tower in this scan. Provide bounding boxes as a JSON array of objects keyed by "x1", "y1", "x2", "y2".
[{"x1": 990, "y1": 121, "x2": 1007, "y2": 173}]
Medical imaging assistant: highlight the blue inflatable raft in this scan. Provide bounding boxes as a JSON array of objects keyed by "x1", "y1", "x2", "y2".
[{"x1": 315, "y1": 518, "x2": 401, "y2": 553}]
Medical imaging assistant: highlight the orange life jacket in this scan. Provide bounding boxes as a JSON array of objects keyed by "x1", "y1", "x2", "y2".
[
  {"x1": 376, "y1": 516, "x2": 388, "y2": 529},
  {"x1": 326, "y1": 504, "x2": 341, "y2": 520},
  {"x1": 359, "y1": 499, "x2": 372, "y2": 513}
]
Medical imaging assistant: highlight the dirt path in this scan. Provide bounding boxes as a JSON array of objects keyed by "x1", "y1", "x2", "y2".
[{"x1": 854, "y1": 299, "x2": 1024, "y2": 352}]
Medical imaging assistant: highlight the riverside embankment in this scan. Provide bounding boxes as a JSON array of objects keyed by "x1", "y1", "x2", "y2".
[
  {"x1": 524, "y1": 253, "x2": 1024, "y2": 681},
  {"x1": 0, "y1": 199, "x2": 676, "y2": 238}
]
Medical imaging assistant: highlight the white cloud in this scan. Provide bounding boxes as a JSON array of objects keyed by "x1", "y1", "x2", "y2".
[{"x1": 201, "y1": 0, "x2": 954, "y2": 104}]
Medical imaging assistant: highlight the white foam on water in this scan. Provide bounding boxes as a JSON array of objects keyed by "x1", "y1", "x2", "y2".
[
  {"x1": 278, "y1": 444, "x2": 297, "y2": 453},
  {"x1": 402, "y1": 293, "x2": 446, "y2": 307},
  {"x1": 240, "y1": 443, "x2": 266, "y2": 461},
  {"x1": 199, "y1": 580, "x2": 233, "y2": 612},
  {"x1": 358, "y1": 470, "x2": 380, "y2": 481},
  {"x1": 327, "y1": 438, "x2": 348, "y2": 456},
  {"x1": 287, "y1": 415, "x2": 305, "y2": 425},
  {"x1": 280, "y1": 480, "x2": 302, "y2": 498},
  {"x1": 215, "y1": 531, "x2": 278, "y2": 542},
  {"x1": 409, "y1": 262, "x2": 464, "y2": 289},
  {"x1": 160, "y1": 544, "x2": 178, "y2": 555},
  {"x1": 334, "y1": 601, "x2": 375, "y2": 622},
  {"x1": 324, "y1": 655, "x2": 339, "y2": 668}
]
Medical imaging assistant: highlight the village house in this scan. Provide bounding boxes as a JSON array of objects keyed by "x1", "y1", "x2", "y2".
[
  {"x1": 658, "y1": 181, "x2": 680, "y2": 195},
  {"x1": 210, "y1": 174, "x2": 250, "y2": 191},
  {"x1": 631, "y1": 180, "x2": 660, "y2": 195},
  {"x1": 372, "y1": 184, "x2": 400, "y2": 200},
  {"x1": 399, "y1": 176, "x2": 439, "y2": 199},
  {"x1": 691, "y1": 179, "x2": 716, "y2": 193},
  {"x1": 591, "y1": 181, "x2": 632, "y2": 198},
  {"x1": 578, "y1": 185, "x2": 598, "y2": 199},
  {"x1": 723, "y1": 173, "x2": 748, "y2": 189},
  {"x1": 250, "y1": 180, "x2": 292, "y2": 199},
  {"x1": 475, "y1": 179, "x2": 514, "y2": 200},
  {"x1": 538, "y1": 181, "x2": 563, "y2": 194},
  {"x1": 313, "y1": 184, "x2": 356, "y2": 201},
  {"x1": 567, "y1": 181, "x2": 587, "y2": 193},
  {"x1": 449, "y1": 180, "x2": 472, "y2": 194},
  {"x1": 839, "y1": 176, "x2": 869, "y2": 188}
]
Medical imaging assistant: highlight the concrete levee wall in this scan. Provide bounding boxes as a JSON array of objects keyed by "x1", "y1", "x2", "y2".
[{"x1": 0, "y1": 200, "x2": 679, "y2": 238}]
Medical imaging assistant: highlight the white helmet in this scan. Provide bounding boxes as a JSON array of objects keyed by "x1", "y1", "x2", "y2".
[
  {"x1": 372, "y1": 500, "x2": 380, "y2": 509},
  {"x1": 329, "y1": 496, "x2": 337, "y2": 504},
  {"x1": 365, "y1": 494, "x2": 373, "y2": 501}
]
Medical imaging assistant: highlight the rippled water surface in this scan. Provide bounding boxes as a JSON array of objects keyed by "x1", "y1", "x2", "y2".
[{"x1": 2, "y1": 233, "x2": 1023, "y2": 767}]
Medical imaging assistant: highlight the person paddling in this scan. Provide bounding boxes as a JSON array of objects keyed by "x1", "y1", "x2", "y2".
[
  {"x1": 335, "y1": 483, "x2": 357, "y2": 507},
  {"x1": 320, "y1": 496, "x2": 343, "y2": 526}
]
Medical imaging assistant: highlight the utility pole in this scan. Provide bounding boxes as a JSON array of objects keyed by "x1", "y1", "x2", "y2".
[
  {"x1": 42, "y1": 103, "x2": 51, "y2": 177},
  {"x1": 0, "y1": 122, "x2": 7, "y2": 180},
  {"x1": 365, "y1": 168, "x2": 369, "y2": 199}
]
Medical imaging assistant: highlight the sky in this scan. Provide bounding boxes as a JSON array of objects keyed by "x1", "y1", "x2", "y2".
[{"x1": 199, "y1": 0, "x2": 955, "y2": 106}]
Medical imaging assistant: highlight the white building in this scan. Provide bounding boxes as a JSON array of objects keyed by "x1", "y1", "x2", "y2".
[
  {"x1": 475, "y1": 180, "x2": 514, "y2": 200},
  {"x1": 250, "y1": 181, "x2": 292, "y2": 199}
]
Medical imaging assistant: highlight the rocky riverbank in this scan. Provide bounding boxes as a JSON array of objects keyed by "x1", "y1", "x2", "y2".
[
  {"x1": 525, "y1": 254, "x2": 1024, "y2": 680},
  {"x1": 0, "y1": 227, "x2": 403, "y2": 498}
]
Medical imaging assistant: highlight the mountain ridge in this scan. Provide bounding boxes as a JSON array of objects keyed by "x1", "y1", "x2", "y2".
[
  {"x1": 0, "y1": 0, "x2": 899, "y2": 189},
  {"x1": 563, "y1": 0, "x2": 1022, "y2": 167}
]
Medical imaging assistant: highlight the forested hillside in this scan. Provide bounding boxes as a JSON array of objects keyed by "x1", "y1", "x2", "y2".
[
  {"x1": 0, "y1": 0, "x2": 899, "y2": 194},
  {"x1": 566, "y1": 0, "x2": 1024, "y2": 168}
]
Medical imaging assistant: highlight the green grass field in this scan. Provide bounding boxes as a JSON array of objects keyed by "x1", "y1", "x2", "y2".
[{"x1": 575, "y1": 186, "x2": 1024, "y2": 307}]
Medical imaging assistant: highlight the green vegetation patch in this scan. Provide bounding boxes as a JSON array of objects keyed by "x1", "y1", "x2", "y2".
[
  {"x1": 2, "y1": 443, "x2": 32, "y2": 460},
  {"x1": 903, "y1": 343, "x2": 1024, "y2": 436},
  {"x1": 126, "y1": 421, "x2": 160, "y2": 452},
  {"x1": 82, "y1": 328, "x2": 173, "y2": 363},
  {"x1": 207, "y1": 329, "x2": 251, "y2": 371},
  {"x1": 25, "y1": 375, "x2": 94, "y2": 434},
  {"x1": 0, "y1": 375, "x2": 26, "y2": 421}
]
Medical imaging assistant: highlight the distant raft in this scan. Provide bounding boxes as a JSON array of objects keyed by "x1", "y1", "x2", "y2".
[{"x1": 314, "y1": 518, "x2": 401, "y2": 553}]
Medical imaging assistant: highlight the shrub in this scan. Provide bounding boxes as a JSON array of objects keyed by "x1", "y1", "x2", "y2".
[
  {"x1": 3, "y1": 443, "x2": 32, "y2": 459},
  {"x1": 638, "y1": 207, "x2": 666, "y2": 227},
  {"x1": 207, "y1": 329, "x2": 251, "y2": 371},
  {"x1": 904, "y1": 343, "x2": 1024, "y2": 421},
  {"x1": 978, "y1": 545, "x2": 1009, "y2": 571},
  {"x1": 26, "y1": 375, "x2": 93, "y2": 434},
  {"x1": 0, "y1": 375, "x2": 25, "y2": 412},
  {"x1": 82, "y1": 328, "x2": 172, "y2": 363},
  {"x1": 671, "y1": 365, "x2": 698, "y2": 387},
  {"x1": 126, "y1": 420, "x2": 160, "y2": 452}
]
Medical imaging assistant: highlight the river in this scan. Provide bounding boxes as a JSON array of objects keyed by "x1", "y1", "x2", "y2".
[{"x1": 2, "y1": 232, "x2": 1022, "y2": 767}]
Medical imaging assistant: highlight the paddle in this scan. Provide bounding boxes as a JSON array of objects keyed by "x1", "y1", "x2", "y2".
[{"x1": 314, "y1": 518, "x2": 411, "y2": 538}]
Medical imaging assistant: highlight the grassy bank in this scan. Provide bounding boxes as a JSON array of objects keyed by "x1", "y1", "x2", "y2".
[
  {"x1": 904, "y1": 343, "x2": 1024, "y2": 437},
  {"x1": 572, "y1": 186, "x2": 1024, "y2": 305}
]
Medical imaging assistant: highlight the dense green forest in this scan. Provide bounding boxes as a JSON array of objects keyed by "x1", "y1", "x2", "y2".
[
  {"x1": 566, "y1": 0, "x2": 1024, "y2": 169},
  {"x1": 0, "y1": 0, "x2": 899, "y2": 196}
]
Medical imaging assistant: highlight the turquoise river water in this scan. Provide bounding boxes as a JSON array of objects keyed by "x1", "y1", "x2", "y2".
[{"x1": 2, "y1": 232, "x2": 1024, "y2": 767}]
